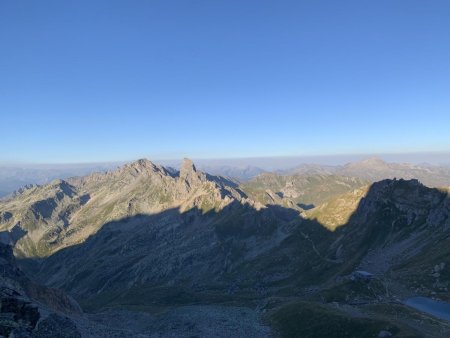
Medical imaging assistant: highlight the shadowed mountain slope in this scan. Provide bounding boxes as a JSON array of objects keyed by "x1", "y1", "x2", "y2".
[
  {"x1": 0, "y1": 241, "x2": 82, "y2": 337},
  {"x1": 19, "y1": 179, "x2": 450, "y2": 310},
  {"x1": 2, "y1": 159, "x2": 450, "y2": 337}
]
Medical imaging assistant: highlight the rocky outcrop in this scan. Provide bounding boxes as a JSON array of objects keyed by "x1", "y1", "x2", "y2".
[
  {"x1": 320, "y1": 179, "x2": 450, "y2": 291},
  {"x1": 33, "y1": 313, "x2": 81, "y2": 338},
  {"x1": 179, "y1": 158, "x2": 201, "y2": 183},
  {"x1": 0, "y1": 243, "x2": 82, "y2": 337},
  {"x1": 0, "y1": 287, "x2": 40, "y2": 337}
]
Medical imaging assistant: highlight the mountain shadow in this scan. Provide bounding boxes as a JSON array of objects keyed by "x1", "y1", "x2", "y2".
[
  {"x1": 17, "y1": 179, "x2": 450, "y2": 331},
  {"x1": 20, "y1": 200, "x2": 340, "y2": 311},
  {"x1": 297, "y1": 203, "x2": 315, "y2": 210}
]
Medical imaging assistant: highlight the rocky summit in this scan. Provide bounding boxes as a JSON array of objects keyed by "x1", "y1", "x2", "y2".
[
  {"x1": 0, "y1": 159, "x2": 247, "y2": 258},
  {"x1": 1, "y1": 159, "x2": 450, "y2": 337}
]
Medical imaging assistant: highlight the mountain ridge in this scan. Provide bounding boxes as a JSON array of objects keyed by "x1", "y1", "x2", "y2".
[
  {"x1": 2, "y1": 158, "x2": 450, "y2": 336},
  {"x1": 283, "y1": 157, "x2": 450, "y2": 188}
]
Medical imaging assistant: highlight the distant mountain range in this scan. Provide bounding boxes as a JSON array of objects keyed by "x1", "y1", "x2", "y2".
[
  {"x1": 0, "y1": 163, "x2": 123, "y2": 198},
  {"x1": 1, "y1": 158, "x2": 450, "y2": 336},
  {"x1": 282, "y1": 157, "x2": 450, "y2": 188},
  {"x1": 197, "y1": 164, "x2": 265, "y2": 181},
  {"x1": 1, "y1": 157, "x2": 449, "y2": 199}
]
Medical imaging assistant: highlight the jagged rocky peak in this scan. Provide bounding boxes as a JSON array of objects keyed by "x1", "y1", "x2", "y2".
[
  {"x1": 120, "y1": 158, "x2": 168, "y2": 176},
  {"x1": 358, "y1": 179, "x2": 448, "y2": 217},
  {"x1": 179, "y1": 158, "x2": 204, "y2": 184},
  {"x1": 371, "y1": 178, "x2": 428, "y2": 194},
  {"x1": 13, "y1": 183, "x2": 39, "y2": 196},
  {"x1": 50, "y1": 178, "x2": 68, "y2": 185},
  {"x1": 48, "y1": 178, "x2": 77, "y2": 196},
  {"x1": 127, "y1": 158, "x2": 156, "y2": 170},
  {"x1": 180, "y1": 157, "x2": 197, "y2": 174}
]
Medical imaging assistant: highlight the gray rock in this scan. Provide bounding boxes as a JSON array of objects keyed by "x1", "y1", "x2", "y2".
[{"x1": 34, "y1": 314, "x2": 81, "y2": 338}]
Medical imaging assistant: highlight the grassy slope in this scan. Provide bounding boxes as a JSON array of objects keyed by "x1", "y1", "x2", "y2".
[
  {"x1": 267, "y1": 301, "x2": 420, "y2": 338},
  {"x1": 240, "y1": 174, "x2": 367, "y2": 208}
]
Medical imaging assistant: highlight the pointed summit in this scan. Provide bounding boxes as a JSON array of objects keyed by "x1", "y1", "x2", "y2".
[
  {"x1": 123, "y1": 158, "x2": 159, "y2": 174},
  {"x1": 129, "y1": 158, "x2": 156, "y2": 169},
  {"x1": 180, "y1": 158, "x2": 197, "y2": 174},
  {"x1": 179, "y1": 158, "x2": 198, "y2": 181},
  {"x1": 178, "y1": 158, "x2": 205, "y2": 190}
]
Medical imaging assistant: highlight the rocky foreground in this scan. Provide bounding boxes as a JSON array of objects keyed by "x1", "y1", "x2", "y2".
[{"x1": 0, "y1": 241, "x2": 271, "y2": 337}]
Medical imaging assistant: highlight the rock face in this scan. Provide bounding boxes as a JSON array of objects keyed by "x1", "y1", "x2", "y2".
[
  {"x1": 179, "y1": 158, "x2": 200, "y2": 184},
  {"x1": 33, "y1": 314, "x2": 81, "y2": 338},
  {"x1": 0, "y1": 289, "x2": 40, "y2": 337},
  {"x1": 0, "y1": 242, "x2": 82, "y2": 337},
  {"x1": 0, "y1": 243, "x2": 39, "y2": 337}
]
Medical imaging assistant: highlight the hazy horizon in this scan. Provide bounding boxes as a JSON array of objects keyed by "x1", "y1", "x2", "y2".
[{"x1": 1, "y1": 151, "x2": 450, "y2": 170}]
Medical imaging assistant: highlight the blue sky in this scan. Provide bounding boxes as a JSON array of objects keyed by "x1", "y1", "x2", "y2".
[{"x1": 1, "y1": 0, "x2": 450, "y2": 163}]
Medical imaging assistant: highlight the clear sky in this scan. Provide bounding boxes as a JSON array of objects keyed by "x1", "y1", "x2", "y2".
[{"x1": 1, "y1": 1, "x2": 450, "y2": 163}]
